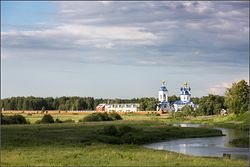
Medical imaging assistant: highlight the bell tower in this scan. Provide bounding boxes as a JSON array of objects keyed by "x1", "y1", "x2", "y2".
[
  {"x1": 158, "y1": 81, "x2": 168, "y2": 102},
  {"x1": 180, "y1": 81, "x2": 191, "y2": 103}
]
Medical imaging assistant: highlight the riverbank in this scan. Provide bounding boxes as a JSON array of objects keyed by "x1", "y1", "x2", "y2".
[
  {"x1": 1, "y1": 120, "x2": 248, "y2": 166},
  {"x1": 230, "y1": 137, "x2": 249, "y2": 148},
  {"x1": 159, "y1": 111, "x2": 249, "y2": 131}
]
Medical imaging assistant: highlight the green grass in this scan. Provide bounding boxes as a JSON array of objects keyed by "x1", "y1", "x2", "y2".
[
  {"x1": 1, "y1": 144, "x2": 248, "y2": 166},
  {"x1": 159, "y1": 111, "x2": 249, "y2": 131},
  {"x1": 1, "y1": 120, "x2": 248, "y2": 166},
  {"x1": 1, "y1": 113, "x2": 249, "y2": 166},
  {"x1": 1, "y1": 121, "x2": 223, "y2": 147},
  {"x1": 3, "y1": 113, "x2": 87, "y2": 124}
]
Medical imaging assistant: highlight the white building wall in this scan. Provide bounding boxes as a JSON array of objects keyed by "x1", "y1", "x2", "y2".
[
  {"x1": 104, "y1": 104, "x2": 139, "y2": 112},
  {"x1": 180, "y1": 95, "x2": 190, "y2": 103},
  {"x1": 158, "y1": 91, "x2": 168, "y2": 102}
]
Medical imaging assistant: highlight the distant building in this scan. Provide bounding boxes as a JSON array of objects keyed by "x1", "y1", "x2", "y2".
[
  {"x1": 157, "y1": 81, "x2": 171, "y2": 111},
  {"x1": 173, "y1": 82, "x2": 197, "y2": 112},
  {"x1": 95, "y1": 103, "x2": 140, "y2": 112}
]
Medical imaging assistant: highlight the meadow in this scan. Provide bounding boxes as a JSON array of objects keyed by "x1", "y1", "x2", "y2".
[{"x1": 1, "y1": 112, "x2": 249, "y2": 166}]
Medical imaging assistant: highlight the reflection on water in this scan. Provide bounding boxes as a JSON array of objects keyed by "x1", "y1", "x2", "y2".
[{"x1": 144, "y1": 123, "x2": 249, "y2": 160}]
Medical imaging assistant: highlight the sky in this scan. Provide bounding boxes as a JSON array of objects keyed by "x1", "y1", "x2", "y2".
[{"x1": 1, "y1": 1, "x2": 249, "y2": 99}]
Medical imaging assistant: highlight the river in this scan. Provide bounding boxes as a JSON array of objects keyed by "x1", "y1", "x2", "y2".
[{"x1": 144, "y1": 123, "x2": 249, "y2": 160}]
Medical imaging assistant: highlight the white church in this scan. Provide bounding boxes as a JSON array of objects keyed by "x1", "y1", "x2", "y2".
[{"x1": 157, "y1": 81, "x2": 197, "y2": 112}]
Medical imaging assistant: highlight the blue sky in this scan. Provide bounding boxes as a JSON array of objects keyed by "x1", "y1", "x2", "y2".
[{"x1": 1, "y1": 1, "x2": 249, "y2": 98}]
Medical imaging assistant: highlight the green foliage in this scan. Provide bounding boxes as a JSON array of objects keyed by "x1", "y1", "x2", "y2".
[
  {"x1": 138, "y1": 97, "x2": 158, "y2": 111},
  {"x1": 225, "y1": 80, "x2": 249, "y2": 114},
  {"x1": 54, "y1": 118, "x2": 75, "y2": 123},
  {"x1": 1, "y1": 114, "x2": 27, "y2": 124},
  {"x1": 0, "y1": 96, "x2": 158, "y2": 111},
  {"x1": 83, "y1": 112, "x2": 112, "y2": 122},
  {"x1": 40, "y1": 114, "x2": 54, "y2": 123},
  {"x1": 108, "y1": 112, "x2": 122, "y2": 120},
  {"x1": 103, "y1": 125, "x2": 135, "y2": 137},
  {"x1": 55, "y1": 118, "x2": 63, "y2": 123},
  {"x1": 196, "y1": 94, "x2": 224, "y2": 115},
  {"x1": 35, "y1": 120, "x2": 41, "y2": 124},
  {"x1": 168, "y1": 95, "x2": 180, "y2": 103},
  {"x1": 181, "y1": 105, "x2": 196, "y2": 116},
  {"x1": 103, "y1": 125, "x2": 118, "y2": 136},
  {"x1": 82, "y1": 112, "x2": 122, "y2": 122},
  {"x1": 230, "y1": 137, "x2": 249, "y2": 147}
]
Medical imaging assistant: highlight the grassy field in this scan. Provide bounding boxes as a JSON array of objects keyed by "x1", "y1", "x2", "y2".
[
  {"x1": 1, "y1": 116, "x2": 249, "y2": 166},
  {"x1": 2, "y1": 144, "x2": 248, "y2": 166},
  {"x1": 158, "y1": 111, "x2": 250, "y2": 130}
]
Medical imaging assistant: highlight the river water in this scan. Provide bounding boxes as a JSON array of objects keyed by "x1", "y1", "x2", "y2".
[{"x1": 144, "y1": 123, "x2": 249, "y2": 160}]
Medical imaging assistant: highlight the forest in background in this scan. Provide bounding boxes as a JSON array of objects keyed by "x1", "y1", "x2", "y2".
[{"x1": 0, "y1": 80, "x2": 248, "y2": 115}]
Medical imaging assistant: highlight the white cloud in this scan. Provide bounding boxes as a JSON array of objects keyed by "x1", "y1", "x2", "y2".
[
  {"x1": 1, "y1": 1, "x2": 248, "y2": 68},
  {"x1": 208, "y1": 77, "x2": 249, "y2": 95},
  {"x1": 95, "y1": 42, "x2": 114, "y2": 49},
  {"x1": 99, "y1": 1, "x2": 112, "y2": 5},
  {"x1": 208, "y1": 82, "x2": 232, "y2": 95},
  {"x1": 3, "y1": 24, "x2": 157, "y2": 41}
]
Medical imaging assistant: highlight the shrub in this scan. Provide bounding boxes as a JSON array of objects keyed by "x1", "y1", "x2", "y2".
[
  {"x1": 63, "y1": 119, "x2": 75, "y2": 123},
  {"x1": 103, "y1": 125, "x2": 118, "y2": 136},
  {"x1": 55, "y1": 118, "x2": 63, "y2": 123},
  {"x1": 40, "y1": 114, "x2": 54, "y2": 123},
  {"x1": 83, "y1": 112, "x2": 112, "y2": 122},
  {"x1": 1, "y1": 114, "x2": 27, "y2": 124},
  {"x1": 117, "y1": 125, "x2": 134, "y2": 136},
  {"x1": 109, "y1": 112, "x2": 122, "y2": 120},
  {"x1": 35, "y1": 120, "x2": 41, "y2": 124},
  {"x1": 103, "y1": 125, "x2": 135, "y2": 137}
]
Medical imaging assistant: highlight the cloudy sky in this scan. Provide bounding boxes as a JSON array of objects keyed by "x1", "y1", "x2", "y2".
[{"x1": 1, "y1": 1, "x2": 249, "y2": 98}]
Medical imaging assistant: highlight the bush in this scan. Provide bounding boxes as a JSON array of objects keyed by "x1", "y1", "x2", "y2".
[
  {"x1": 35, "y1": 120, "x2": 41, "y2": 124},
  {"x1": 1, "y1": 114, "x2": 27, "y2": 124},
  {"x1": 63, "y1": 119, "x2": 75, "y2": 123},
  {"x1": 40, "y1": 114, "x2": 54, "y2": 123},
  {"x1": 117, "y1": 125, "x2": 134, "y2": 136},
  {"x1": 103, "y1": 125, "x2": 118, "y2": 136},
  {"x1": 55, "y1": 118, "x2": 63, "y2": 123},
  {"x1": 109, "y1": 112, "x2": 122, "y2": 120},
  {"x1": 54, "y1": 118, "x2": 75, "y2": 123},
  {"x1": 103, "y1": 125, "x2": 135, "y2": 137},
  {"x1": 82, "y1": 112, "x2": 122, "y2": 122}
]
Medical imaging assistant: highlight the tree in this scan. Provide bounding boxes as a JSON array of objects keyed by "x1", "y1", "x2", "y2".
[
  {"x1": 181, "y1": 105, "x2": 195, "y2": 116},
  {"x1": 168, "y1": 95, "x2": 179, "y2": 103},
  {"x1": 225, "y1": 80, "x2": 249, "y2": 114},
  {"x1": 196, "y1": 94, "x2": 224, "y2": 115},
  {"x1": 41, "y1": 114, "x2": 54, "y2": 123}
]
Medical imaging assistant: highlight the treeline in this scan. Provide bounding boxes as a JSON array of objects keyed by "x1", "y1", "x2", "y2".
[
  {"x1": 0, "y1": 80, "x2": 248, "y2": 115},
  {"x1": 0, "y1": 96, "x2": 162, "y2": 111},
  {"x1": 0, "y1": 95, "x2": 214, "y2": 113},
  {"x1": 0, "y1": 96, "x2": 96, "y2": 111}
]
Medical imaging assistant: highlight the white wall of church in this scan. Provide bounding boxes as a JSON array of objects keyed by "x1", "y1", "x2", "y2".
[
  {"x1": 180, "y1": 95, "x2": 190, "y2": 103},
  {"x1": 158, "y1": 91, "x2": 168, "y2": 102}
]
